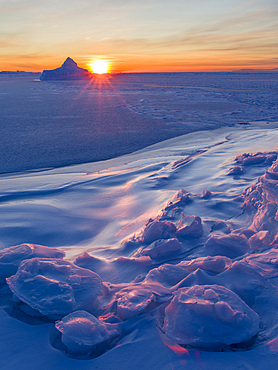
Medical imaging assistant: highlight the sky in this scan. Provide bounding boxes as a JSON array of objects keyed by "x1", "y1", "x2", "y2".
[{"x1": 0, "y1": 0, "x2": 277, "y2": 72}]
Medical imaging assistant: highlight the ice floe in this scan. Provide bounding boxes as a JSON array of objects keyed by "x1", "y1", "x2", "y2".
[
  {"x1": 7, "y1": 258, "x2": 103, "y2": 316},
  {"x1": 0, "y1": 243, "x2": 64, "y2": 283},
  {"x1": 162, "y1": 285, "x2": 260, "y2": 349},
  {"x1": 55, "y1": 310, "x2": 119, "y2": 356}
]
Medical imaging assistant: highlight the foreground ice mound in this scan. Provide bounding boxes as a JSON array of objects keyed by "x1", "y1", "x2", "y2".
[
  {"x1": 0, "y1": 243, "x2": 65, "y2": 282},
  {"x1": 163, "y1": 285, "x2": 260, "y2": 349},
  {"x1": 7, "y1": 258, "x2": 103, "y2": 316},
  {"x1": 55, "y1": 311, "x2": 118, "y2": 356}
]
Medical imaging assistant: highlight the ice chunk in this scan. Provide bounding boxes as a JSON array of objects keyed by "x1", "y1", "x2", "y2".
[
  {"x1": 163, "y1": 285, "x2": 259, "y2": 348},
  {"x1": 145, "y1": 264, "x2": 189, "y2": 287},
  {"x1": 250, "y1": 203, "x2": 278, "y2": 236},
  {"x1": 211, "y1": 221, "x2": 232, "y2": 234},
  {"x1": 110, "y1": 284, "x2": 171, "y2": 320},
  {"x1": 145, "y1": 256, "x2": 231, "y2": 288},
  {"x1": 139, "y1": 219, "x2": 176, "y2": 245},
  {"x1": 244, "y1": 248, "x2": 278, "y2": 279},
  {"x1": 180, "y1": 256, "x2": 232, "y2": 274},
  {"x1": 227, "y1": 166, "x2": 244, "y2": 175},
  {"x1": 176, "y1": 214, "x2": 203, "y2": 238},
  {"x1": 159, "y1": 189, "x2": 192, "y2": 220},
  {"x1": 249, "y1": 230, "x2": 272, "y2": 251},
  {"x1": 165, "y1": 189, "x2": 191, "y2": 209},
  {"x1": 6, "y1": 258, "x2": 103, "y2": 316},
  {"x1": 138, "y1": 238, "x2": 182, "y2": 260},
  {"x1": 235, "y1": 152, "x2": 266, "y2": 166},
  {"x1": 231, "y1": 228, "x2": 255, "y2": 239},
  {"x1": 201, "y1": 190, "x2": 212, "y2": 198},
  {"x1": 55, "y1": 310, "x2": 118, "y2": 356},
  {"x1": 115, "y1": 287, "x2": 156, "y2": 320},
  {"x1": 75, "y1": 252, "x2": 152, "y2": 284},
  {"x1": 205, "y1": 233, "x2": 250, "y2": 258},
  {"x1": 0, "y1": 243, "x2": 65, "y2": 283}
]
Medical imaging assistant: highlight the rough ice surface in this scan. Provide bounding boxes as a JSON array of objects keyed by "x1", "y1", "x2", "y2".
[
  {"x1": 163, "y1": 285, "x2": 260, "y2": 349},
  {"x1": 176, "y1": 214, "x2": 203, "y2": 238},
  {"x1": 106, "y1": 283, "x2": 171, "y2": 320},
  {"x1": 205, "y1": 233, "x2": 250, "y2": 258},
  {"x1": 6, "y1": 258, "x2": 103, "y2": 316},
  {"x1": 138, "y1": 219, "x2": 177, "y2": 245},
  {"x1": 144, "y1": 256, "x2": 231, "y2": 287},
  {"x1": 0, "y1": 243, "x2": 64, "y2": 282},
  {"x1": 55, "y1": 310, "x2": 118, "y2": 356},
  {"x1": 134, "y1": 238, "x2": 182, "y2": 260},
  {"x1": 1, "y1": 73, "x2": 278, "y2": 368},
  {"x1": 114, "y1": 287, "x2": 156, "y2": 320},
  {"x1": 179, "y1": 256, "x2": 232, "y2": 274}
]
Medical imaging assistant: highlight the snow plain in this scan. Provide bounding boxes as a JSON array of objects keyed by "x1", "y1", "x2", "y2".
[{"x1": 0, "y1": 72, "x2": 278, "y2": 369}]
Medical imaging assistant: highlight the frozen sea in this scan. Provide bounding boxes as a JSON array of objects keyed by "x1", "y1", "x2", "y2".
[
  {"x1": 0, "y1": 72, "x2": 277, "y2": 173},
  {"x1": 0, "y1": 72, "x2": 278, "y2": 369}
]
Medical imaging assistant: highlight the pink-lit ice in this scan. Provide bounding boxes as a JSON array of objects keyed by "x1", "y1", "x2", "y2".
[
  {"x1": 55, "y1": 310, "x2": 118, "y2": 355},
  {"x1": 6, "y1": 258, "x2": 103, "y2": 316},
  {"x1": 115, "y1": 287, "x2": 156, "y2": 320},
  {"x1": 163, "y1": 285, "x2": 260, "y2": 349},
  {"x1": 0, "y1": 243, "x2": 64, "y2": 282},
  {"x1": 2, "y1": 99, "x2": 278, "y2": 369},
  {"x1": 138, "y1": 219, "x2": 176, "y2": 245},
  {"x1": 205, "y1": 233, "x2": 250, "y2": 258},
  {"x1": 176, "y1": 214, "x2": 203, "y2": 238},
  {"x1": 135, "y1": 238, "x2": 182, "y2": 260},
  {"x1": 145, "y1": 256, "x2": 231, "y2": 287}
]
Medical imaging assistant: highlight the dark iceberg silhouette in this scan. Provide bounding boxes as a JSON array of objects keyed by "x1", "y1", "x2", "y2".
[{"x1": 40, "y1": 57, "x2": 91, "y2": 80}]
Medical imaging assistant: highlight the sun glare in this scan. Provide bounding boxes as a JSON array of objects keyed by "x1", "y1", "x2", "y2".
[{"x1": 88, "y1": 60, "x2": 110, "y2": 74}]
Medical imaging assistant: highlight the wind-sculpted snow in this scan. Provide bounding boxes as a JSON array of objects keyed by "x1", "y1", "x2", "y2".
[
  {"x1": 3, "y1": 128, "x2": 278, "y2": 368},
  {"x1": 6, "y1": 258, "x2": 103, "y2": 316},
  {"x1": 162, "y1": 285, "x2": 260, "y2": 349}
]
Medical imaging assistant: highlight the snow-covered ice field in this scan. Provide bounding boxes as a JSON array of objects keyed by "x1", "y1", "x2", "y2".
[
  {"x1": 0, "y1": 73, "x2": 278, "y2": 369},
  {"x1": 0, "y1": 72, "x2": 277, "y2": 173}
]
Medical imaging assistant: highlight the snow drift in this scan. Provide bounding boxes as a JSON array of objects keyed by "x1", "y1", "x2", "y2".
[{"x1": 2, "y1": 126, "x2": 278, "y2": 368}]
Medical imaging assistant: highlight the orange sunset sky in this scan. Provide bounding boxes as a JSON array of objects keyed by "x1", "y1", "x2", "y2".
[{"x1": 0, "y1": 0, "x2": 277, "y2": 73}]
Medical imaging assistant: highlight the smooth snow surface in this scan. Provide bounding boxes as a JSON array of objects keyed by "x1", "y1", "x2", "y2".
[{"x1": 1, "y1": 73, "x2": 278, "y2": 369}]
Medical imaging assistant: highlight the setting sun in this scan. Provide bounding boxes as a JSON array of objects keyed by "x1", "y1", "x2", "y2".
[{"x1": 88, "y1": 60, "x2": 110, "y2": 74}]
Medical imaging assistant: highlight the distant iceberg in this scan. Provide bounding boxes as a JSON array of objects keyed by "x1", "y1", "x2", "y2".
[{"x1": 40, "y1": 57, "x2": 91, "y2": 80}]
